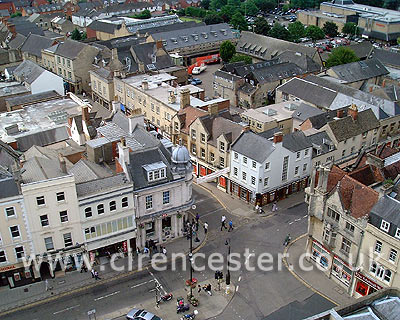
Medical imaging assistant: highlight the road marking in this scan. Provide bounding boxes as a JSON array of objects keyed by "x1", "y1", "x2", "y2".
[
  {"x1": 131, "y1": 279, "x2": 154, "y2": 288},
  {"x1": 303, "y1": 215, "x2": 308, "y2": 218},
  {"x1": 289, "y1": 221, "x2": 294, "y2": 225},
  {"x1": 149, "y1": 288, "x2": 156, "y2": 292},
  {"x1": 147, "y1": 267, "x2": 165, "y2": 293},
  {"x1": 236, "y1": 286, "x2": 239, "y2": 292},
  {"x1": 238, "y1": 276, "x2": 241, "y2": 282},
  {"x1": 53, "y1": 304, "x2": 80, "y2": 314},
  {"x1": 94, "y1": 291, "x2": 120, "y2": 301},
  {"x1": 295, "y1": 218, "x2": 301, "y2": 222}
]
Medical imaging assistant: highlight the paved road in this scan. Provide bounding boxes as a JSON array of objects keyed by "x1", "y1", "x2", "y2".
[{"x1": 1, "y1": 186, "x2": 334, "y2": 320}]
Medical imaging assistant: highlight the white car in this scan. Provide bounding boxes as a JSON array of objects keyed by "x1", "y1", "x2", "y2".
[
  {"x1": 126, "y1": 308, "x2": 162, "y2": 320},
  {"x1": 192, "y1": 64, "x2": 207, "y2": 75}
]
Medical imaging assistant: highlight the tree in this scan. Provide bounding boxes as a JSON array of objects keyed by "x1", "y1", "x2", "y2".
[
  {"x1": 220, "y1": 40, "x2": 236, "y2": 62},
  {"x1": 230, "y1": 54, "x2": 252, "y2": 64},
  {"x1": 230, "y1": 11, "x2": 248, "y2": 31},
  {"x1": 305, "y1": 25, "x2": 325, "y2": 41},
  {"x1": 254, "y1": 0, "x2": 276, "y2": 11},
  {"x1": 326, "y1": 47, "x2": 360, "y2": 67},
  {"x1": 133, "y1": 9, "x2": 151, "y2": 19},
  {"x1": 201, "y1": 0, "x2": 211, "y2": 9},
  {"x1": 81, "y1": 32, "x2": 87, "y2": 40},
  {"x1": 322, "y1": 21, "x2": 338, "y2": 37},
  {"x1": 290, "y1": 0, "x2": 316, "y2": 8},
  {"x1": 342, "y1": 22, "x2": 359, "y2": 36},
  {"x1": 210, "y1": 0, "x2": 227, "y2": 10},
  {"x1": 269, "y1": 23, "x2": 291, "y2": 41},
  {"x1": 254, "y1": 17, "x2": 270, "y2": 36},
  {"x1": 240, "y1": 0, "x2": 258, "y2": 16},
  {"x1": 204, "y1": 13, "x2": 224, "y2": 24},
  {"x1": 220, "y1": 5, "x2": 237, "y2": 21},
  {"x1": 71, "y1": 28, "x2": 82, "y2": 41},
  {"x1": 383, "y1": 0, "x2": 399, "y2": 9},
  {"x1": 397, "y1": 37, "x2": 400, "y2": 45},
  {"x1": 288, "y1": 21, "x2": 305, "y2": 42},
  {"x1": 10, "y1": 11, "x2": 22, "y2": 18}
]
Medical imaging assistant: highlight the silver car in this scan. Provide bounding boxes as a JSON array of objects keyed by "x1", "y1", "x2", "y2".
[{"x1": 126, "y1": 308, "x2": 162, "y2": 320}]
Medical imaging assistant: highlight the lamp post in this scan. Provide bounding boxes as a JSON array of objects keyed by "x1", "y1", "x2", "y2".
[{"x1": 225, "y1": 239, "x2": 231, "y2": 294}]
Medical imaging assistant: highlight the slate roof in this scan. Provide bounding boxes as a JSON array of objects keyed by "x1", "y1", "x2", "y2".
[
  {"x1": 249, "y1": 62, "x2": 305, "y2": 84},
  {"x1": 176, "y1": 106, "x2": 206, "y2": 134},
  {"x1": 276, "y1": 50, "x2": 321, "y2": 73},
  {"x1": 16, "y1": 126, "x2": 69, "y2": 152},
  {"x1": 231, "y1": 131, "x2": 275, "y2": 163},
  {"x1": 21, "y1": 156, "x2": 68, "y2": 183},
  {"x1": 68, "y1": 159, "x2": 113, "y2": 184},
  {"x1": 7, "y1": 17, "x2": 45, "y2": 37},
  {"x1": 306, "y1": 108, "x2": 348, "y2": 130},
  {"x1": 329, "y1": 58, "x2": 389, "y2": 83},
  {"x1": 371, "y1": 48, "x2": 400, "y2": 68},
  {"x1": 369, "y1": 196, "x2": 400, "y2": 236},
  {"x1": 233, "y1": 59, "x2": 279, "y2": 77},
  {"x1": 0, "y1": 175, "x2": 20, "y2": 199},
  {"x1": 0, "y1": 140, "x2": 21, "y2": 171},
  {"x1": 137, "y1": 21, "x2": 203, "y2": 36},
  {"x1": 371, "y1": 84, "x2": 400, "y2": 102},
  {"x1": 76, "y1": 174, "x2": 130, "y2": 197},
  {"x1": 13, "y1": 60, "x2": 46, "y2": 85},
  {"x1": 326, "y1": 108, "x2": 380, "y2": 142},
  {"x1": 87, "y1": 20, "x2": 118, "y2": 34},
  {"x1": 306, "y1": 131, "x2": 336, "y2": 158},
  {"x1": 55, "y1": 39, "x2": 87, "y2": 59},
  {"x1": 5, "y1": 90, "x2": 60, "y2": 107},
  {"x1": 8, "y1": 33, "x2": 26, "y2": 49},
  {"x1": 200, "y1": 115, "x2": 243, "y2": 148},
  {"x1": 150, "y1": 23, "x2": 234, "y2": 52},
  {"x1": 214, "y1": 70, "x2": 242, "y2": 82},
  {"x1": 130, "y1": 42, "x2": 174, "y2": 71},
  {"x1": 291, "y1": 102, "x2": 325, "y2": 122},
  {"x1": 220, "y1": 61, "x2": 245, "y2": 73},
  {"x1": 282, "y1": 131, "x2": 312, "y2": 152}
]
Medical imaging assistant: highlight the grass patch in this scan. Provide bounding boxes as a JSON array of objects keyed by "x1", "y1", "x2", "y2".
[{"x1": 180, "y1": 16, "x2": 203, "y2": 23}]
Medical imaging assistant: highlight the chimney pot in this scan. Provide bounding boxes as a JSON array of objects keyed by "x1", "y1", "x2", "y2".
[
  {"x1": 142, "y1": 80, "x2": 148, "y2": 90},
  {"x1": 120, "y1": 137, "x2": 126, "y2": 147},
  {"x1": 273, "y1": 132, "x2": 283, "y2": 144},
  {"x1": 156, "y1": 40, "x2": 163, "y2": 50},
  {"x1": 180, "y1": 88, "x2": 191, "y2": 110},
  {"x1": 82, "y1": 106, "x2": 89, "y2": 122},
  {"x1": 336, "y1": 109, "x2": 344, "y2": 118},
  {"x1": 349, "y1": 104, "x2": 358, "y2": 121}
]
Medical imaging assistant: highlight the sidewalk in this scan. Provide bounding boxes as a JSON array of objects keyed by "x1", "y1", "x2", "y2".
[
  {"x1": 285, "y1": 235, "x2": 356, "y2": 306},
  {"x1": 198, "y1": 182, "x2": 306, "y2": 218},
  {"x1": 101, "y1": 279, "x2": 234, "y2": 320},
  {"x1": 0, "y1": 225, "x2": 206, "y2": 314}
]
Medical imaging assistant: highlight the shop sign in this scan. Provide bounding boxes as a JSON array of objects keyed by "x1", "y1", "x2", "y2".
[
  {"x1": 376, "y1": 23, "x2": 385, "y2": 27},
  {"x1": 122, "y1": 241, "x2": 127, "y2": 253},
  {"x1": 355, "y1": 271, "x2": 383, "y2": 290},
  {"x1": 0, "y1": 265, "x2": 17, "y2": 272}
]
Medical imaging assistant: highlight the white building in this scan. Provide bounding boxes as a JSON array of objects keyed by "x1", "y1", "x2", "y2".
[{"x1": 229, "y1": 130, "x2": 312, "y2": 205}]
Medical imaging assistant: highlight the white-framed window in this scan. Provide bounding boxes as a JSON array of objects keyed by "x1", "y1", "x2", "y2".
[
  {"x1": 201, "y1": 148, "x2": 205, "y2": 159},
  {"x1": 264, "y1": 177, "x2": 269, "y2": 186},
  {"x1": 145, "y1": 195, "x2": 153, "y2": 209},
  {"x1": 396, "y1": 228, "x2": 400, "y2": 239},
  {"x1": 342, "y1": 150, "x2": 346, "y2": 157},
  {"x1": 251, "y1": 176, "x2": 256, "y2": 185},
  {"x1": 327, "y1": 208, "x2": 340, "y2": 222},
  {"x1": 384, "y1": 269, "x2": 392, "y2": 283},
  {"x1": 219, "y1": 157, "x2": 225, "y2": 167},
  {"x1": 305, "y1": 149, "x2": 309, "y2": 157},
  {"x1": 296, "y1": 151, "x2": 300, "y2": 159},
  {"x1": 10, "y1": 225, "x2": 20, "y2": 239},
  {"x1": 233, "y1": 167, "x2": 238, "y2": 176},
  {"x1": 163, "y1": 191, "x2": 170, "y2": 204},
  {"x1": 345, "y1": 221, "x2": 355, "y2": 234},
  {"x1": 0, "y1": 250, "x2": 6, "y2": 263},
  {"x1": 122, "y1": 197, "x2": 128, "y2": 208},
  {"x1": 56, "y1": 192, "x2": 65, "y2": 202},
  {"x1": 63, "y1": 233, "x2": 73, "y2": 247},
  {"x1": 252, "y1": 161, "x2": 256, "y2": 169},
  {"x1": 85, "y1": 207, "x2": 92, "y2": 218},
  {"x1": 36, "y1": 196, "x2": 45, "y2": 206},
  {"x1": 242, "y1": 172, "x2": 247, "y2": 181},
  {"x1": 281, "y1": 156, "x2": 289, "y2": 181},
  {"x1": 15, "y1": 246, "x2": 24, "y2": 260},
  {"x1": 380, "y1": 220, "x2": 390, "y2": 232},
  {"x1": 295, "y1": 166, "x2": 299, "y2": 175},
  {"x1": 303, "y1": 163, "x2": 307, "y2": 172},
  {"x1": 375, "y1": 240, "x2": 382, "y2": 253},
  {"x1": 191, "y1": 129, "x2": 196, "y2": 139},
  {"x1": 201, "y1": 133, "x2": 206, "y2": 143},
  {"x1": 97, "y1": 204, "x2": 104, "y2": 215},
  {"x1": 243, "y1": 156, "x2": 247, "y2": 165},
  {"x1": 234, "y1": 152, "x2": 238, "y2": 160},
  {"x1": 40, "y1": 214, "x2": 49, "y2": 227},
  {"x1": 265, "y1": 162, "x2": 270, "y2": 170},
  {"x1": 389, "y1": 249, "x2": 397, "y2": 263},
  {"x1": 210, "y1": 152, "x2": 215, "y2": 162},
  {"x1": 110, "y1": 201, "x2": 116, "y2": 212},
  {"x1": 220, "y1": 141, "x2": 225, "y2": 152},
  {"x1": 341, "y1": 237, "x2": 351, "y2": 254},
  {"x1": 59, "y1": 211, "x2": 68, "y2": 223},
  {"x1": 44, "y1": 237, "x2": 54, "y2": 251},
  {"x1": 5, "y1": 207, "x2": 16, "y2": 218},
  {"x1": 191, "y1": 144, "x2": 196, "y2": 155}
]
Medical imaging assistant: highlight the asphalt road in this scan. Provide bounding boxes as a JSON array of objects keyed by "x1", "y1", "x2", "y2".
[{"x1": 1, "y1": 186, "x2": 334, "y2": 320}]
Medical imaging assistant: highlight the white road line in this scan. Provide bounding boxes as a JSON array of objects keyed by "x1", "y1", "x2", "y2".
[
  {"x1": 295, "y1": 218, "x2": 301, "y2": 222},
  {"x1": 289, "y1": 221, "x2": 294, "y2": 225},
  {"x1": 147, "y1": 267, "x2": 165, "y2": 293},
  {"x1": 53, "y1": 304, "x2": 80, "y2": 314},
  {"x1": 303, "y1": 215, "x2": 308, "y2": 218},
  {"x1": 236, "y1": 286, "x2": 239, "y2": 292},
  {"x1": 238, "y1": 276, "x2": 241, "y2": 282},
  {"x1": 149, "y1": 288, "x2": 156, "y2": 292},
  {"x1": 94, "y1": 291, "x2": 120, "y2": 301},
  {"x1": 131, "y1": 280, "x2": 153, "y2": 289}
]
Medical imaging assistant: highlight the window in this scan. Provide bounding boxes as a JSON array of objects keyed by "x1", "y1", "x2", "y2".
[
  {"x1": 281, "y1": 156, "x2": 289, "y2": 181},
  {"x1": 389, "y1": 249, "x2": 397, "y2": 263},
  {"x1": 295, "y1": 166, "x2": 299, "y2": 175},
  {"x1": 201, "y1": 148, "x2": 205, "y2": 158},
  {"x1": 303, "y1": 163, "x2": 308, "y2": 172},
  {"x1": 375, "y1": 240, "x2": 382, "y2": 253},
  {"x1": 210, "y1": 152, "x2": 215, "y2": 162},
  {"x1": 219, "y1": 157, "x2": 225, "y2": 167},
  {"x1": 56, "y1": 192, "x2": 65, "y2": 202},
  {"x1": 242, "y1": 172, "x2": 247, "y2": 181},
  {"x1": 264, "y1": 177, "x2": 269, "y2": 186},
  {"x1": 265, "y1": 162, "x2": 270, "y2": 170},
  {"x1": 220, "y1": 141, "x2": 225, "y2": 152},
  {"x1": 15, "y1": 246, "x2": 24, "y2": 259},
  {"x1": 243, "y1": 157, "x2": 247, "y2": 165},
  {"x1": 156, "y1": 106, "x2": 160, "y2": 114},
  {"x1": 296, "y1": 151, "x2": 300, "y2": 159},
  {"x1": 234, "y1": 152, "x2": 238, "y2": 160},
  {"x1": 67, "y1": 59, "x2": 70, "y2": 68},
  {"x1": 327, "y1": 208, "x2": 340, "y2": 222},
  {"x1": 44, "y1": 237, "x2": 54, "y2": 251},
  {"x1": 59, "y1": 211, "x2": 68, "y2": 223},
  {"x1": 380, "y1": 220, "x2": 390, "y2": 232},
  {"x1": 36, "y1": 196, "x2": 45, "y2": 206},
  {"x1": 85, "y1": 207, "x2": 92, "y2": 218},
  {"x1": 40, "y1": 214, "x2": 49, "y2": 227},
  {"x1": 342, "y1": 150, "x2": 346, "y2": 157},
  {"x1": 191, "y1": 144, "x2": 196, "y2": 155},
  {"x1": 233, "y1": 167, "x2": 238, "y2": 176},
  {"x1": 201, "y1": 133, "x2": 205, "y2": 143},
  {"x1": 5, "y1": 207, "x2": 15, "y2": 218},
  {"x1": 396, "y1": 228, "x2": 400, "y2": 239},
  {"x1": 370, "y1": 261, "x2": 377, "y2": 274},
  {"x1": 10, "y1": 226, "x2": 20, "y2": 238},
  {"x1": 252, "y1": 161, "x2": 256, "y2": 169},
  {"x1": 191, "y1": 129, "x2": 196, "y2": 139},
  {"x1": 305, "y1": 149, "x2": 309, "y2": 157},
  {"x1": 63, "y1": 233, "x2": 73, "y2": 247},
  {"x1": 97, "y1": 204, "x2": 104, "y2": 215},
  {"x1": 345, "y1": 222, "x2": 355, "y2": 234},
  {"x1": 121, "y1": 197, "x2": 128, "y2": 208},
  {"x1": 0, "y1": 250, "x2": 6, "y2": 263},
  {"x1": 57, "y1": 56, "x2": 60, "y2": 63},
  {"x1": 110, "y1": 201, "x2": 116, "y2": 211},
  {"x1": 163, "y1": 191, "x2": 170, "y2": 204},
  {"x1": 384, "y1": 269, "x2": 392, "y2": 282},
  {"x1": 341, "y1": 237, "x2": 351, "y2": 254},
  {"x1": 145, "y1": 195, "x2": 153, "y2": 209}
]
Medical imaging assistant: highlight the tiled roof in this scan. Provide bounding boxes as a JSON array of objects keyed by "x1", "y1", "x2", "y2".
[
  {"x1": 371, "y1": 48, "x2": 400, "y2": 68},
  {"x1": 21, "y1": 156, "x2": 68, "y2": 183},
  {"x1": 55, "y1": 39, "x2": 87, "y2": 59},
  {"x1": 276, "y1": 50, "x2": 321, "y2": 73},
  {"x1": 177, "y1": 106, "x2": 206, "y2": 134},
  {"x1": 5, "y1": 90, "x2": 60, "y2": 107}
]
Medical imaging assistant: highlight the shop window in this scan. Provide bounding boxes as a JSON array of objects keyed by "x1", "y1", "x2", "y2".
[{"x1": 355, "y1": 281, "x2": 368, "y2": 296}]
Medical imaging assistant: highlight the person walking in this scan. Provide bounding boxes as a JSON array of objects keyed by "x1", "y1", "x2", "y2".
[
  {"x1": 221, "y1": 215, "x2": 227, "y2": 231},
  {"x1": 45, "y1": 279, "x2": 49, "y2": 291},
  {"x1": 228, "y1": 220, "x2": 233, "y2": 232},
  {"x1": 162, "y1": 247, "x2": 167, "y2": 256},
  {"x1": 91, "y1": 268, "x2": 95, "y2": 278},
  {"x1": 94, "y1": 270, "x2": 101, "y2": 280},
  {"x1": 204, "y1": 222, "x2": 208, "y2": 234},
  {"x1": 272, "y1": 201, "x2": 278, "y2": 212},
  {"x1": 197, "y1": 285, "x2": 202, "y2": 293}
]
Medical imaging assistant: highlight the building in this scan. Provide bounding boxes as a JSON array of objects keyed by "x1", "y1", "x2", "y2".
[
  {"x1": 229, "y1": 130, "x2": 312, "y2": 205},
  {"x1": 20, "y1": 33, "x2": 55, "y2": 65},
  {"x1": 0, "y1": 82, "x2": 30, "y2": 112},
  {"x1": 213, "y1": 69, "x2": 244, "y2": 106},
  {"x1": 41, "y1": 43, "x2": 58, "y2": 73},
  {"x1": 13, "y1": 60, "x2": 64, "y2": 96},
  {"x1": 5, "y1": 91, "x2": 61, "y2": 112}
]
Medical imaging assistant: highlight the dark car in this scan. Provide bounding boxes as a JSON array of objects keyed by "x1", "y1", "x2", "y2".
[
  {"x1": 126, "y1": 308, "x2": 162, "y2": 320},
  {"x1": 191, "y1": 78, "x2": 202, "y2": 85}
]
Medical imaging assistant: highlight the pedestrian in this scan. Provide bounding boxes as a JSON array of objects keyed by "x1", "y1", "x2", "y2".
[
  {"x1": 204, "y1": 222, "x2": 208, "y2": 234},
  {"x1": 143, "y1": 246, "x2": 149, "y2": 254},
  {"x1": 136, "y1": 247, "x2": 141, "y2": 255},
  {"x1": 198, "y1": 284, "x2": 202, "y2": 293},
  {"x1": 228, "y1": 220, "x2": 233, "y2": 232},
  {"x1": 221, "y1": 215, "x2": 227, "y2": 231},
  {"x1": 195, "y1": 213, "x2": 200, "y2": 223},
  {"x1": 45, "y1": 279, "x2": 49, "y2": 291},
  {"x1": 91, "y1": 268, "x2": 95, "y2": 278},
  {"x1": 162, "y1": 247, "x2": 167, "y2": 256},
  {"x1": 94, "y1": 270, "x2": 101, "y2": 280},
  {"x1": 80, "y1": 262, "x2": 87, "y2": 273},
  {"x1": 272, "y1": 201, "x2": 278, "y2": 212}
]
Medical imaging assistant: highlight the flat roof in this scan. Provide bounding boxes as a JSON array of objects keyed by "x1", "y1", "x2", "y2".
[
  {"x1": 0, "y1": 83, "x2": 29, "y2": 97},
  {"x1": 242, "y1": 101, "x2": 299, "y2": 123}
]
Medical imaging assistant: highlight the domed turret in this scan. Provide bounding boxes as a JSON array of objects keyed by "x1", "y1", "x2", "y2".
[{"x1": 172, "y1": 144, "x2": 190, "y2": 164}]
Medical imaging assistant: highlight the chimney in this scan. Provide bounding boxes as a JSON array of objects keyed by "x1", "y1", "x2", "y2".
[
  {"x1": 369, "y1": 86, "x2": 373, "y2": 92},
  {"x1": 59, "y1": 154, "x2": 67, "y2": 174},
  {"x1": 382, "y1": 79, "x2": 386, "y2": 88},
  {"x1": 112, "y1": 100, "x2": 119, "y2": 113},
  {"x1": 111, "y1": 48, "x2": 118, "y2": 60},
  {"x1": 118, "y1": 137, "x2": 130, "y2": 170},
  {"x1": 336, "y1": 109, "x2": 344, "y2": 118},
  {"x1": 156, "y1": 40, "x2": 163, "y2": 50},
  {"x1": 242, "y1": 125, "x2": 250, "y2": 132},
  {"x1": 273, "y1": 132, "x2": 283, "y2": 144},
  {"x1": 142, "y1": 80, "x2": 148, "y2": 90},
  {"x1": 128, "y1": 113, "x2": 144, "y2": 133},
  {"x1": 168, "y1": 90, "x2": 176, "y2": 104},
  {"x1": 82, "y1": 106, "x2": 89, "y2": 122},
  {"x1": 349, "y1": 104, "x2": 358, "y2": 121},
  {"x1": 208, "y1": 103, "x2": 218, "y2": 115},
  {"x1": 180, "y1": 88, "x2": 190, "y2": 109}
]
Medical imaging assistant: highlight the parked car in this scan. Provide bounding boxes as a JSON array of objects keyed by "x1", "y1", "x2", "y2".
[
  {"x1": 191, "y1": 78, "x2": 202, "y2": 85},
  {"x1": 126, "y1": 308, "x2": 162, "y2": 320}
]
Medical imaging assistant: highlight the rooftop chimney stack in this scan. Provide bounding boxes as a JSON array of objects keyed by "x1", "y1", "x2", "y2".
[
  {"x1": 156, "y1": 40, "x2": 163, "y2": 50},
  {"x1": 142, "y1": 80, "x2": 148, "y2": 90},
  {"x1": 349, "y1": 104, "x2": 358, "y2": 121},
  {"x1": 208, "y1": 103, "x2": 218, "y2": 115},
  {"x1": 59, "y1": 154, "x2": 67, "y2": 174},
  {"x1": 82, "y1": 106, "x2": 89, "y2": 122},
  {"x1": 336, "y1": 109, "x2": 343, "y2": 118},
  {"x1": 180, "y1": 88, "x2": 191, "y2": 110},
  {"x1": 273, "y1": 132, "x2": 283, "y2": 144}
]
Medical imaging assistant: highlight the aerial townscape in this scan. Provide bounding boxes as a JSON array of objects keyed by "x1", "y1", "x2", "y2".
[{"x1": 1, "y1": 0, "x2": 400, "y2": 318}]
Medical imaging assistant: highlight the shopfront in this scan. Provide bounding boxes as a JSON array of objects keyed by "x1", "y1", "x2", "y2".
[
  {"x1": 354, "y1": 271, "x2": 383, "y2": 297},
  {"x1": 0, "y1": 263, "x2": 35, "y2": 288},
  {"x1": 310, "y1": 240, "x2": 331, "y2": 270},
  {"x1": 332, "y1": 256, "x2": 352, "y2": 287}
]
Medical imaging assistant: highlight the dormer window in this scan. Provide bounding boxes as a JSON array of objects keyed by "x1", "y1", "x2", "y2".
[
  {"x1": 144, "y1": 162, "x2": 167, "y2": 182},
  {"x1": 380, "y1": 220, "x2": 390, "y2": 232}
]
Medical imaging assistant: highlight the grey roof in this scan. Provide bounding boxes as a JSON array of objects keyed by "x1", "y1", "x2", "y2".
[
  {"x1": 76, "y1": 174, "x2": 131, "y2": 197},
  {"x1": 276, "y1": 50, "x2": 321, "y2": 73},
  {"x1": 20, "y1": 30, "x2": 57, "y2": 54},
  {"x1": 231, "y1": 131, "x2": 275, "y2": 163},
  {"x1": 234, "y1": 59, "x2": 280, "y2": 77},
  {"x1": 88, "y1": 20, "x2": 118, "y2": 34},
  {"x1": 16, "y1": 126, "x2": 69, "y2": 152},
  {"x1": 249, "y1": 62, "x2": 306, "y2": 84},
  {"x1": 282, "y1": 131, "x2": 312, "y2": 152},
  {"x1": 214, "y1": 70, "x2": 242, "y2": 82},
  {"x1": 306, "y1": 131, "x2": 336, "y2": 158},
  {"x1": 221, "y1": 61, "x2": 245, "y2": 73},
  {"x1": 372, "y1": 84, "x2": 400, "y2": 102},
  {"x1": 369, "y1": 196, "x2": 400, "y2": 238},
  {"x1": 306, "y1": 109, "x2": 348, "y2": 130},
  {"x1": 55, "y1": 39, "x2": 87, "y2": 59},
  {"x1": 96, "y1": 35, "x2": 144, "y2": 50},
  {"x1": 68, "y1": 159, "x2": 113, "y2": 184},
  {"x1": 291, "y1": 102, "x2": 325, "y2": 122},
  {"x1": 0, "y1": 176, "x2": 20, "y2": 199},
  {"x1": 91, "y1": 67, "x2": 113, "y2": 80},
  {"x1": 370, "y1": 48, "x2": 400, "y2": 68},
  {"x1": 5, "y1": 90, "x2": 60, "y2": 107},
  {"x1": 21, "y1": 156, "x2": 68, "y2": 183},
  {"x1": 8, "y1": 17, "x2": 45, "y2": 37},
  {"x1": 8, "y1": 33, "x2": 26, "y2": 49},
  {"x1": 0, "y1": 9, "x2": 9, "y2": 17},
  {"x1": 130, "y1": 42, "x2": 174, "y2": 71},
  {"x1": 150, "y1": 23, "x2": 234, "y2": 52},
  {"x1": 13, "y1": 60, "x2": 46, "y2": 85},
  {"x1": 137, "y1": 21, "x2": 204, "y2": 36},
  {"x1": 329, "y1": 58, "x2": 389, "y2": 83},
  {"x1": 0, "y1": 140, "x2": 20, "y2": 171}
]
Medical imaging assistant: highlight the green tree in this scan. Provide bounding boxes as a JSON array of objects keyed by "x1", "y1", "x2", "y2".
[
  {"x1": 383, "y1": 0, "x2": 399, "y2": 9},
  {"x1": 288, "y1": 21, "x2": 305, "y2": 42},
  {"x1": 305, "y1": 25, "x2": 325, "y2": 41},
  {"x1": 227, "y1": 0, "x2": 241, "y2": 6},
  {"x1": 71, "y1": 28, "x2": 82, "y2": 41},
  {"x1": 220, "y1": 40, "x2": 236, "y2": 62},
  {"x1": 230, "y1": 11, "x2": 248, "y2": 30},
  {"x1": 342, "y1": 22, "x2": 359, "y2": 36},
  {"x1": 254, "y1": 0, "x2": 276, "y2": 11},
  {"x1": 210, "y1": 0, "x2": 227, "y2": 10},
  {"x1": 204, "y1": 13, "x2": 224, "y2": 24},
  {"x1": 177, "y1": 8, "x2": 185, "y2": 16},
  {"x1": 81, "y1": 32, "x2": 87, "y2": 40},
  {"x1": 220, "y1": 5, "x2": 237, "y2": 21},
  {"x1": 133, "y1": 9, "x2": 151, "y2": 19},
  {"x1": 230, "y1": 54, "x2": 252, "y2": 64},
  {"x1": 397, "y1": 37, "x2": 400, "y2": 45},
  {"x1": 326, "y1": 47, "x2": 360, "y2": 68},
  {"x1": 254, "y1": 17, "x2": 270, "y2": 36},
  {"x1": 241, "y1": 0, "x2": 258, "y2": 16},
  {"x1": 290, "y1": 0, "x2": 316, "y2": 8},
  {"x1": 269, "y1": 23, "x2": 291, "y2": 41},
  {"x1": 10, "y1": 11, "x2": 22, "y2": 18},
  {"x1": 322, "y1": 21, "x2": 338, "y2": 37},
  {"x1": 201, "y1": 0, "x2": 211, "y2": 9}
]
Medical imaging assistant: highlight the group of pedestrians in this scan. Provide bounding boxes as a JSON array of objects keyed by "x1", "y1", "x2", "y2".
[{"x1": 220, "y1": 215, "x2": 234, "y2": 232}]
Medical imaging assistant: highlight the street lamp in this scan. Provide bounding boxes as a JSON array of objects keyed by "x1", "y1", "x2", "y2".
[{"x1": 225, "y1": 239, "x2": 231, "y2": 294}]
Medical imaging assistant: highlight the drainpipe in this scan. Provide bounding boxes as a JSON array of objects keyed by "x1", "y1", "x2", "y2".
[{"x1": 348, "y1": 229, "x2": 364, "y2": 296}]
